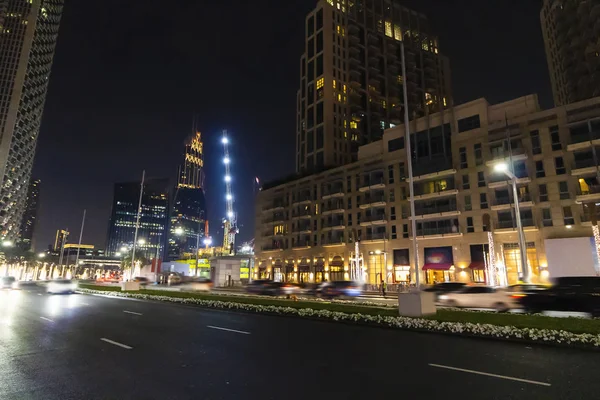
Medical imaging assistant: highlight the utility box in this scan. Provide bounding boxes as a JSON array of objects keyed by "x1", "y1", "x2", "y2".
[
  {"x1": 210, "y1": 256, "x2": 252, "y2": 287},
  {"x1": 545, "y1": 237, "x2": 599, "y2": 278}
]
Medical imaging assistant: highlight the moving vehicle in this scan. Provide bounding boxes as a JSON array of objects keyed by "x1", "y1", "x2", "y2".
[
  {"x1": 424, "y1": 282, "x2": 467, "y2": 300},
  {"x1": 181, "y1": 278, "x2": 213, "y2": 292},
  {"x1": 245, "y1": 280, "x2": 298, "y2": 296},
  {"x1": 438, "y1": 286, "x2": 517, "y2": 312},
  {"x1": 133, "y1": 277, "x2": 151, "y2": 286},
  {"x1": 1, "y1": 276, "x2": 17, "y2": 290},
  {"x1": 47, "y1": 279, "x2": 78, "y2": 294},
  {"x1": 518, "y1": 277, "x2": 600, "y2": 317},
  {"x1": 246, "y1": 279, "x2": 271, "y2": 294},
  {"x1": 320, "y1": 281, "x2": 363, "y2": 299},
  {"x1": 167, "y1": 274, "x2": 183, "y2": 286}
]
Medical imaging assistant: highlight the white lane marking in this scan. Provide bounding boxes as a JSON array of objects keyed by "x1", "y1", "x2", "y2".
[
  {"x1": 428, "y1": 364, "x2": 551, "y2": 387},
  {"x1": 39, "y1": 317, "x2": 54, "y2": 322},
  {"x1": 207, "y1": 325, "x2": 251, "y2": 335},
  {"x1": 123, "y1": 310, "x2": 142, "y2": 316},
  {"x1": 100, "y1": 338, "x2": 133, "y2": 350},
  {"x1": 81, "y1": 302, "x2": 90, "y2": 306},
  {"x1": 37, "y1": 293, "x2": 42, "y2": 296}
]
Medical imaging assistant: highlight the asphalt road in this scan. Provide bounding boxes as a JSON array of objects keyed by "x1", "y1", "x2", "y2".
[{"x1": 1, "y1": 286, "x2": 599, "y2": 400}]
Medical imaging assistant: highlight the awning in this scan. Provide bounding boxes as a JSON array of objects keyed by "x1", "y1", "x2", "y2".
[
  {"x1": 468, "y1": 261, "x2": 485, "y2": 269},
  {"x1": 422, "y1": 263, "x2": 453, "y2": 271}
]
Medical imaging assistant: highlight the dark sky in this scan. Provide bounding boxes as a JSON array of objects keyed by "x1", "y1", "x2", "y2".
[{"x1": 32, "y1": 0, "x2": 549, "y2": 251}]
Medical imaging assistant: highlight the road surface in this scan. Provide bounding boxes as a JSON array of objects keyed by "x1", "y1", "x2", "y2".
[{"x1": 1, "y1": 285, "x2": 598, "y2": 399}]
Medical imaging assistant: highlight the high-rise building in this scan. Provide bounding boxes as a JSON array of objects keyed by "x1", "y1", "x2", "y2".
[
  {"x1": 53, "y1": 229, "x2": 68, "y2": 252},
  {"x1": 295, "y1": 0, "x2": 452, "y2": 172},
  {"x1": 541, "y1": 0, "x2": 600, "y2": 106},
  {"x1": 168, "y1": 131, "x2": 207, "y2": 259},
  {"x1": 0, "y1": 1, "x2": 64, "y2": 240},
  {"x1": 17, "y1": 177, "x2": 40, "y2": 250},
  {"x1": 106, "y1": 179, "x2": 169, "y2": 260}
]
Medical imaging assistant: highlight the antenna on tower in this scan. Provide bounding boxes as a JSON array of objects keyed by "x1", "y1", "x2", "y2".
[{"x1": 222, "y1": 130, "x2": 238, "y2": 254}]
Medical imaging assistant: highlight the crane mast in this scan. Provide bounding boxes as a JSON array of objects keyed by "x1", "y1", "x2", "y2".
[{"x1": 222, "y1": 130, "x2": 238, "y2": 254}]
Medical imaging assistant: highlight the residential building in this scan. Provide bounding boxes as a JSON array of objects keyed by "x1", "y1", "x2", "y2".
[
  {"x1": 168, "y1": 131, "x2": 207, "y2": 260},
  {"x1": 0, "y1": 1, "x2": 64, "y2": 240},
  {"x1": 256, "y1": 94, "x2": 600, "y2": 286},
  {"x1": 17, "y1": 178, "x2": 40, "y2": 251},
  {"x1": 541, "y1": 0, "x2": 600, "y2": 106},
  {"x1": 296, "y1": 0, "x2": 452, "y2": 172},
  {"x1": 106, "y1": 179, "x2": 169, "y2": 260}
]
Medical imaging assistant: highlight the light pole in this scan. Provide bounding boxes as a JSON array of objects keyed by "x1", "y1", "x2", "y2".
[{"x1": 494, "y1": 162, "x2": 530, "y2": 283}]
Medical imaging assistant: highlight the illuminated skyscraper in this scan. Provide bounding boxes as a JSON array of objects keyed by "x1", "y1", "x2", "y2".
[
  {"x1": 296, "y1": 0, "x2": 452, "y2": 172},
  {"x1": 0, "y1": 1, "x2": 64, "y2": 240},
  {"x1": 168, "y1": 131, "x2": 207, "y2": 259},
  {"x1": 18, "y1": 177, "x2": 40, "y2": 251}
]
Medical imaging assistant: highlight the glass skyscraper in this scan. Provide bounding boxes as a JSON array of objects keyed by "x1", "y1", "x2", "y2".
[{"x1": 0, "y1": 0, "x2": 64, "y2": 240}]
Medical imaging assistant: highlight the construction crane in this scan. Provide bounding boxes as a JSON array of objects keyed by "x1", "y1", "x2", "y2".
[{"x1": 221, "y1": 130, "x2": 238, "y2": 254}]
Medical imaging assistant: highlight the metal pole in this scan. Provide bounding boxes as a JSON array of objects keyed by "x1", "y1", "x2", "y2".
[
  {"x1": 75, "y1": 209, "x2": 86, "y2": 270},
  {"x1": 401, "y1": 42, "x2": 420, "y2": 288},
  {"x1": 154, "y1": 243, "x2": 160, "y2": 283},
  {"x1": 130, "y1": 170, "x2": 145, "y2": 281},
  {"x1": 511, "y1": 177, "x2": 529, "y2": 283}
]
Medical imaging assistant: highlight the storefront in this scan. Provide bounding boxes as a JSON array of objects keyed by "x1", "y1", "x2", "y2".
[
  {"x1": 273, "y1": 259, "x2": 283, "y2": 282},
  {"x1": 285, "y1": 262, "x2": 296, "y2": 283},
  {"x1": 423, "y1": 246, "x2": 455, "y2": 284},
  {"x1": 315, "y1": 258, "x2": 325, "y2": 283},
  {"x1": 366, "y1": 251, "x2": 385, "y2": 284},
  {"x1": 502, "y1": 242, "x2": 540, "y2": 284},
  {"x1": 298, "y1": 258, "x2": 310, "y2": 283},
  {"x1": 329, "y1": 256, "x2": 345, "y2": 281},
  {"x1": 258, "y1": 261, "x2": 269, "y2": 279},
  {"x1": 469, "y1": 244, "x2": 489, "y2": 283},
  {"x1": 392, "y1": 249, "x2": 411, "y2": 283}
]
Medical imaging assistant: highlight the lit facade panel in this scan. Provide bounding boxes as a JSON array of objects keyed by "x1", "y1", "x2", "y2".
[
  {"x1": 0, "y1": 0, "x2": 64, "y2": 240},
  {"x1": 257, "y1": 94, "x2": 600, "y2": 286},
  {"x1": 17, "y1": 177, "x2": 40, "y2": 250}
]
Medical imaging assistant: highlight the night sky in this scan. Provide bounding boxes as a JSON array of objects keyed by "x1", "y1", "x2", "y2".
[{"x1": 32, "y1": 0, "x2": 549, "y2": 251}]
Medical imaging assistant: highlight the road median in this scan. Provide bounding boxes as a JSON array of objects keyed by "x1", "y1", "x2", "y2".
[{"x1": 77, "y1": 284, "x2": 600, "y2": 349}]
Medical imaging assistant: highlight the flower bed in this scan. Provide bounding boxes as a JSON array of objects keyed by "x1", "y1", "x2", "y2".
[{"x1": 78, "y1": 288, "x2": 600, "y2": 348}]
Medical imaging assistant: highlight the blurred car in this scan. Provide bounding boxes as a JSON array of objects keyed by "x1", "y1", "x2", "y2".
[
  {"x1": 1, "y1": 276, "x2": 18, "y2": 290},
  {"x1": 47, "y1": 279, "x2": 77, "y2": 294},
  {"x1": 424, "y1": 282, "x2": 467, "y2": 300},
  {"x1": 320, "y1": 281, "x2": 364, "y2": 299},
  {"x1": 506, "y1": 283, "x2": 548, "y2": 299},
  {"x1": 246, "y1": 279, "x2": 271, "y2": 294},
  {"x1": 518, "y1": 277, "x2": 600, "y2": 317},
  {"x1": 181, "y1": 278, "x2": 213, "y2": 292},
  {"x1": 438, "y1": 286, "x2": 517, "y2": 312},
  {"x1": 167, "y1": 274, "x2": 183, "y2": 286},
  {"x1": 133, "y1": 277, "x2": 151, "y2": 286},
  {"x1": 261, "y1": 281, "x2": 299, "y2": 296},
  {"x1": 304, "y1": 282, "x2": 328, "y2": 296}
]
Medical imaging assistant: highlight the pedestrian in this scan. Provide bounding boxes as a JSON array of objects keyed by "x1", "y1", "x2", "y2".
[{"x1": 381, "y1": 279, "x2": 387, "y2": 298}]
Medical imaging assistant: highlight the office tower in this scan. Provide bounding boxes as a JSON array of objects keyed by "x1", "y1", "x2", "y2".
[
  {"x1": 295, "y1": 0, "x2": 452, "y2": 172},
  {"x1": 541, "y1": 0, "x2": 600, "y2": 106},
  {"x1": 17, "y1": 177, "x2": 40, "y2": 250},
  {"x1": 168, "y1": 131, "x2": 207, "y2": 259},
  {"x1": 0, "y1": 1, "x2": 64, "y2": 240},
  {"x1": 106, "y1": 179, "x2": 169, "y2": 260}
]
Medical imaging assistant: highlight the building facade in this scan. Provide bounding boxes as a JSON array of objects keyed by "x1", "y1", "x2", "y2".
[
  {"x1": 541, "y1": 0, "x2": 600, "y2": 106},
  {"x1": 256, "y1": 94, "x2": 600, "y2": 286},
  {"x1": 0, "y1": 0, "x2": 64, "y2": 240},
  {"x1": 295, "y1": 0, "x2": 452, "y2": 172},
  {"x1": 106, "y1": 179, "x2": 169, "y2": 260},
  {"x1": 168, "y1": 131, "x2": 207, "y2": 260},
  {"x1": 52, "y1": 228, "x2": 68, "y2": 252},
  {"x1": 17, "y1": 177, "x2": 40, "y2": 251}
]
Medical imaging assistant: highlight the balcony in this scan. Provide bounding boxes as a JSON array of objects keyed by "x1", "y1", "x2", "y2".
[
  {"x1": 491, "y1": 194, "x2": 534, "y2": 210},
  {"x1": 263, "y1": 216, "x2": 286, "y2": 224},
  {"x1": 322, "y1": 237, "x2": 346, "y2": 247},
  {"x1": 415, "y1": 226, "x2": 462, "y2": 240},
  {"x1": 567, "y1": 130, "x2": 600, "y2": 151},
  {"x1": 411, "y1": 203, "x2": 460, "y2": 220},
  {"x1": 359, "y1": 194, "x2": 387, "y2": 209},
  {"x1": 292, "y1": 195, "x2": 312, "y2": 205},
  {"x1": 359, "y1": 176, "x2": 385, "y2": 192},
  {"x1": 261, "y1": 244, "x2": 284, "y2": 252},
  {"x1": 361, "y1": 232, "x2": 387, "y2": 243},
  {"x1": 322, "y1": 186, "x2": 344, "y2": 199},
  {"x1": 487, "y1": 175, "x2": 531, "y2": 189},
  {"x1": 571, "y1": 158, "x2": 600, "y2": 176},
  {"x1": 413, "y1": 185, "x2": 458, "y2": 201},
  {"x1": 322, "y1": 220, "x2": 346, "y2": 231},
  {"x1": 293, "y1": 227, "x2": 312, "y2": 234},
  {"x1": 292, "y1": 210, "x2": 312, "y2": 219},
  {"x1": 485, "y1": 147, "x2": 528, "y2": 167},
  {"x1": 494, "y1": 218, "x2": 538, "y2": 233},
  {"x1": 360, "y1": 213, "x2": 387, "y2": 226},
  {"x1": 262, "y1": 202, "x2": 286, "y2": 212},
  {"x1": 322, "y1": 205, "x2": 345, "y2": 215},
  {"x1": 576, "y1": 185, "x2": 600, "y2": 203},
  {"x1": 412, "y1": 157, "x2": 456, "y2": 182},
  {"x1": 292, "y1": 241, "x2": 311, "y2": 250}
]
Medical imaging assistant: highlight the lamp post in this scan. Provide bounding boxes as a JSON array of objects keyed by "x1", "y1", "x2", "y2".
[{"x1": 494, "y1": 162, "x2": 530, "y2": 283}]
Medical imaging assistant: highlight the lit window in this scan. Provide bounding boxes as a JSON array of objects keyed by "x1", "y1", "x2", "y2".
[
  {"x1": 316, "y1": 77, "x2": 324, "y2": 89},
  {"x1": 343, "y1": 84, "x2": 347, "y2": 93},
  {"x1": 394, "y1": 25, "x2": 402, "y2": 41},
  {"x1": 343, "y1": 120, "x2": 347, "y2": 128},
  {"x1": 327, "y1": 0, "x2": 333, "y2": 5},
  {"x1": 443, "y1": 97, "x2": 447, "y2": 107},
  {"x1": 397, "y1": 75, "x2": 403, "y2": 84},
  {"x1": 380, "y1": 121, "x2": 385, "y2": 129},
  {"x1": 385, "y1": 21, "x2": 393, "y2": 37},
  {"x1": 333, "y1": 79, "x2": 336, "y2": 89},
  {"x1": 425, "y1": 92, "x2": 433, "y2": 105},
  {"x1": 422, "y1": 41, "x2": 429, "y2": 51},
  {"x1": 382, "y1": 100, "x2": 386, "y2": 108},
  {"x1": 338, "y1": 93, "x2": 342, "y2": 101},
  {"x1": 350, "y1": 121, "x2": 357, "y2": 129}
]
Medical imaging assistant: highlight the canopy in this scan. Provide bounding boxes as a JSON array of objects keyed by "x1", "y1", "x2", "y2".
[
  {"x1": 468, "y1": 261, "x2": 485, "y2": 270},
  {"x1": 422, "y1": 263, "x2": 453, "y2": 271}
]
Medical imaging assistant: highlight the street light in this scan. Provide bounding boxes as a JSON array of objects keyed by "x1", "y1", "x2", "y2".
[
  {"x1": 2, "y1": 240, "x2": 13, "y2": 247},
  {"x1": 203, "y1": 237, "x2": 212, "y2": 248},
  {"x1": 224, "y1": 175, "x2": 231, "y2": 182},
  {"x1": 138, "y1": 239, "x2": 146, "y2": 246},
  {"x1": 120, "y1": 246, "x2": 128, "y2": 253},
  {"x1": 174, "y1": 227, "x2": 184, "y2": 235},
  {"x1": 37, "y1": 253, "x2": 46, "y2": 258},
  {"x1": 494, "y1": 162, "x2": 530, "y2": 283},
  {"x1": 223, "y1": 157, "x2": 230, "y2": 164},
  {"x1": 115, "y1": 252, "x2": 121, "y2": 257}
]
